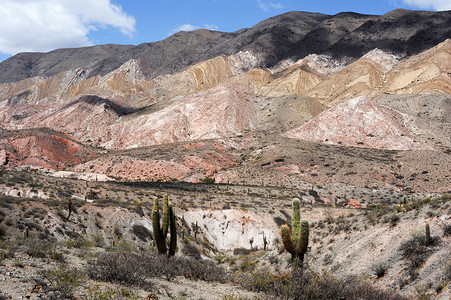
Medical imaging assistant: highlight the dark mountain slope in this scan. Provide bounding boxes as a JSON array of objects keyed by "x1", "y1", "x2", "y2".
[
  {"x1": 0, "y1": 44, "x2": 133, "y2": 84},
  {"x1": 0, "y1": 9, "x2": 450, "y2": 84},
  {"x1": 88, "y1": 11, "x2": 329, "y2": 78},
  {"x1": 325, "y1": 9, "x2": 451, "y2": 58},
  {"x1": 286, "y1": 12, "x2": 375, "y2": 60}
]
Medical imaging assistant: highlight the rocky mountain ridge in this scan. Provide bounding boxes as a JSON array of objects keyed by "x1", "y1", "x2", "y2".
[
  {"x1": 1, "y1": 9, "x2": 450, "y2": 84},
  {"x1": 0, "y1": 9, "x2": 449, "y2": 195}
]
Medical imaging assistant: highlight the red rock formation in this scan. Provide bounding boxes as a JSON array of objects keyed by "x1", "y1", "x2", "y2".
[
  {"x1": 0, "y1": 130, "x2": 98, "y2": 169},
  {"x1": 347, "y1": 199, "x2": 362, "y2": 208}
]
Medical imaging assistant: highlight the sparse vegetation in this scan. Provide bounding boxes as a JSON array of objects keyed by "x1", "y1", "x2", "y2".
[
  {"x1": 40, "y1": 265, "x2": 83, "y2": 298},
  {"x1": 399, "y1": 231, "x2": 440, "y2": 279},
  {"x1": 0, "y1": 170, "x2": 448, "y2": 298},
  {"x1": 236, "y1": 268, "x2": 409, "y2": 300}
]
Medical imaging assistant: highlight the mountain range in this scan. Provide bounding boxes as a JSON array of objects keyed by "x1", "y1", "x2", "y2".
[{"x1": 0, "y1": 9, "x2": 450, "y2": 194}]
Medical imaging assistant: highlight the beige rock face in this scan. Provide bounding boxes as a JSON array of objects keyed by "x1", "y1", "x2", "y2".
[
  {"x1": 382, "y1": 39, "x2": 451, "y2": 94},
  {"x1": 306, "y1": 58, "x2": 385, "y2": 105},
  {"x1": 188, "y1": 55, "x2": 235, "y2": 92},
  {"x1": 285, "y1": 96, "x2": 433, "y2": 150}
]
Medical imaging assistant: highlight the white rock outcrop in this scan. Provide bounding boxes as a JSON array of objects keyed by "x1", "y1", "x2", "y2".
[{"x1": 182, "y1": 209, "x2": 279, "y2": 251}]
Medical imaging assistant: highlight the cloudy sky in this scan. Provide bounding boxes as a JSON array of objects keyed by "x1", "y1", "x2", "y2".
[{"x1": 0, "y1": 0, "x2": 449, "y2": 61}]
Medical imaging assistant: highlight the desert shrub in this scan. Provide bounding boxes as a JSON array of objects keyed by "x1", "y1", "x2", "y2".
[
  {"x1": 22, "y1": 238, "x2": 55, "y2": 258},
  {"x1": 233, "y1": 248, "x2": 251, "y2": 256},
  {"x1": 222, "y1": 296, "x2": 255, "y2": 300},
  {"x1": 383, "y1": 214, "x2": 400, "y2": 227},
  {"x1": 323, "y1": 254, "x2": 333, "y2": 265},
  {"x1": 443, "y1": 224, "x2": 451, "y2": 236},
  {"x1": 82, "y1": 285, "x2": 139, "y2": 300},
  {"x1": 181, "y1": 243, "x2": 201, "y2": 259},
  {"x1": 113, "y1": 226, "x2": 122, "y2": 238},
  {"x1": 87, "y1": 251, "x2": 228, "y2": 288},
  {"x1": 237, "y1": 268, "x2": 408, "y2": 300},
  {"x1": 175, "y1": 256, "x2": 228, "y2": 282},
  {"x1": 130, "y1": 224, "x2": 152, "y2": 242},
  {"x1": 445, "y1": 260, "x2": 451, "y2": 281},
  {"x1": 371, "y1": 262, "x2": 388, "y2": 278},
  {"x1": 106, "y1": 240, "x2": 135, "y2": 253},
  {"x1": 91, "y1": 234, "x2": 105, "y2": 247},
  {"x1": 49, "y1": 249, "x2": 65, "y2": 263},
  {"x1": 66, "y1": 234, "x2": 95, "y2": 249},
  {"x1": 324, "y1": 215, "x2": 335, "y2": 224},
  {"x1": 4, "y1": 218, "x2": 13, "y2": 226},
  {"x1": 40, "y1": 265, "x2": 82, "y2": 298},
  {"x1": 0, "y1": 225, "x2": 6, "y2": 240},
  {"x1": 86, "y1": 252, "x2": 152, "y2": 289},
  {"x1": 237, "y1": 257, "x2": 257, "y2": 272},
  {"x1": 399, "y1": 232, "x2": 440, "y2": 278}
]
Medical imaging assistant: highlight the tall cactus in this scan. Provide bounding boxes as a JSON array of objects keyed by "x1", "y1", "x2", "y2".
[
  {"x1": 152, "y1": 195, "x2": 177, "y2": 257},
  {"x1": 425, "y1": 222, "x2": 431, "y2": 246},
  {"x1": 66, "y1": 198, "x2": 72, "y2": 220},
  {"x1": 280, "y1": 198, "x2": 309, "y2": 269}
]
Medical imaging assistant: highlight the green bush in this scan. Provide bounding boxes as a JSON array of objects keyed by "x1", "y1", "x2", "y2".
[
  {"x1": 66, "y1": 234, "x2": 95, "y2": 249},
  {"x1": 41, "y1": 265, "x2": 82, "y2": 298}
]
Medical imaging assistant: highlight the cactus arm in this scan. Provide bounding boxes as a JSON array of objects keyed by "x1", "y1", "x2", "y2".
[
  {"x1": 162, "y1": 194, "x2": 169, "y2": 237},
  {"x1": 292, "y1": 198, "x2": 301, "y2": 245},
  {"x1": 152, "y1": 197, "x2": 167, "y2": 255},
  {"x1": 280, "y1": 224, "x2": 295, "y2": 255},
  {"x1": 168, "y1": 204, "x2": 177, "y2": 257},
  {"x1": 297, "y1": 219, "x2": 309, "y2": 261}
]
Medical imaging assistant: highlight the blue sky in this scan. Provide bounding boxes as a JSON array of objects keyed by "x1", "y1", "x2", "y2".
[{"x1": 0, "y1": 0, "x2": 448, "y2": 62}]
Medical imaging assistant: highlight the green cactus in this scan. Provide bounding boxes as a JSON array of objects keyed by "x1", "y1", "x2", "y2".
[
  {"x1": 152, "y1": 195, "x2": 177, "y2": 257},
  {"x1": 168, "y1": 203, "x2": 177, "y2": 257},
  {"x1": 280, "y1": 198, "x2": 309, "y2": 269},
  {"x1": 137, "y1": 201, "x2": 143, "y2": 217},
  {"x1": 24, "y1": 226, "x2": 29, "y2": 240},
  {"x1": 67, "y1": 198, "x2": 72, "y2": 220},
  {"x1": 425, "y1": 222, "x2": 431, "y2": 246},
  {"x1": 262, "y1": 232, "x2": 268, "y2": 251}
]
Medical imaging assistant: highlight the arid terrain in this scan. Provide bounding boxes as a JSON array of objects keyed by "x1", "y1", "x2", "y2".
[{"x1": 0, "y1": 8, "x2": 450, "y2": 300}]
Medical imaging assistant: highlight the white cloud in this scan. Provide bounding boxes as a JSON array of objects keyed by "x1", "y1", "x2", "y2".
[
  {"x1": 0, "y1": 0, "x2": 136, "y2": 55},
  {"x1": 270, "y1": 2, "x2": 284, "y2": 9},
  {"x1": 204, "y1": 24, "x2": 219, "y2": 31},
  {"x1": 169, "y1": 23, "x2": 219, "y2": 35},
  {"x1": 257, "y1": 0, "x2": 284, "y2": 11},
  {"x1": 403, "y1": 0, "x2": 451, "y2": 10}
]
